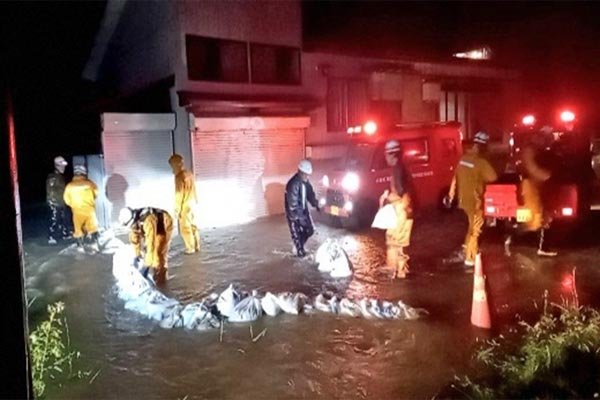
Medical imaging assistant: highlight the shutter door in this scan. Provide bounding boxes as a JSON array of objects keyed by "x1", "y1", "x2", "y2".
[
  {"x1": 192, "y1": 127, "x2": 304, "y2": 227},
  {"x1": 102, "y1": 130, "x2": 174, "y2": 226}
]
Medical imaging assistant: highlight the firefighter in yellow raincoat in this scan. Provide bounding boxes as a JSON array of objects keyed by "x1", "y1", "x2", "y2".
[
  {"x1": 446, "y1": 132, "x2": 498, "y2": 267},
  {"x1": 379, "y1": 140, "x2": 414, "y2": 279},
  {"x1": 517, "y1": 133, "x2": 557, "y2": 256},
  {"x1": 119, "y1": 207, "x2": 174, "y2": 284},
  {"x1": 168, "y1": 154, "x2": 200, "y2": 254},
  {"x1": 63, "y1": 165, "x2": 100, "y2": 253}
]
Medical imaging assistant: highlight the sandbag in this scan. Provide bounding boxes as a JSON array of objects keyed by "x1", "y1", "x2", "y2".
[
  {"x1": 338, "y1": 298, "x2": 362, "y2": 317},
  {"x1": 228, "y1": 291, "x2": 262, "y2": 322},
  {"x1": 371, "y1": 204, "x2": 398, "y2": 230},
  {"x1": 315, "y1": 240, "x2": 353, "y2": 278},
  {"x1": 276, "y1": 292, "x2": 308, "y2": 315},
  {"x1": 261, "y1": 292, "x2": 282, "y2": 317},
  {"x1": 216, "y1": 284, "x2": 240, "y2": 317},
  {"x1": 316, "y1": 239, "x2": 334, "y2": 272}
]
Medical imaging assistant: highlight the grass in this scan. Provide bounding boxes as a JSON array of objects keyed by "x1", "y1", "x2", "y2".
[
  {"x1": 29, "y1": 302, "x2": 89, "y2": 398},
  {"x1": 452, "y1": 269, "x2": 600, "y2": 399}
]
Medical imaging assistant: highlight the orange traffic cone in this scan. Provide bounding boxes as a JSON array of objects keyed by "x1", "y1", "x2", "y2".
[{"x1": 471, "y1": 253, "x2": 491, "y2": 329}]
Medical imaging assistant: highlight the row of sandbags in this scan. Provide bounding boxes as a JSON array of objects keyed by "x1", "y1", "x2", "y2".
[{"x1": 112, "y1": 246, "x2": 426, "y2": 332}]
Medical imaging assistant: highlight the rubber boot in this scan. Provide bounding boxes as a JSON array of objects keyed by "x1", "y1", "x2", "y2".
[
  {"x1": 154, "y1": 268, "x2": 167, "y2": 285},
  {"x1": 76, "y1": 238, "x2": 85, "y2": 253},
  {"x1": 88, "y1": 232, "x2": 100, "y2": 254}
]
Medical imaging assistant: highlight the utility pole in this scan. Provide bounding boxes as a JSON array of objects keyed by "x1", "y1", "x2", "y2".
[{"x1": 0, "y1": 86, "x2": 33, "y2": 399}]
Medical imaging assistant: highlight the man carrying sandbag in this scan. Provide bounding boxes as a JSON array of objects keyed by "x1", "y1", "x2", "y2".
[{"x1": 375, "y1": 140, "x2": 414, "y2": 279}]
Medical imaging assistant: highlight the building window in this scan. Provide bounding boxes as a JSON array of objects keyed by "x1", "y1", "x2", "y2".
[
  {"x1": 186, "y1": 35, "x2": 249, "y2": 82},
  {"x1": 250, "y1": 44, "x2": 300, "y2": 85},
  {"x1": 327, "y1": 78, "x2": 368, "y2": 132}
]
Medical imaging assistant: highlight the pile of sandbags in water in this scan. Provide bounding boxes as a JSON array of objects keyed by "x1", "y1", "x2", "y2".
[
  {"x1": 315, "y1": 239, "x2": 353, "y2": 278},
  {"x1": 112, "y1": 246, "x2": 426, "y2": 331}
]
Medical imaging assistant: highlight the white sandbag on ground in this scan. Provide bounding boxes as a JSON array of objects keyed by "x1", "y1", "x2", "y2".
[
  {"x1": 276, "y1": 292, "x2": 308, "y2": 315},
  {"x1": 228, "y1": 291, "x2": 262, "y2": 322},
  {"x1": 216, "y1": 284, "x2": 241, "y2": 317},
  {"x1": 315, "y1": 239, "x2": 353, "y2": 278},
  {"x1": 261, "y1": 292, "x2": 282, "y2": 317}
]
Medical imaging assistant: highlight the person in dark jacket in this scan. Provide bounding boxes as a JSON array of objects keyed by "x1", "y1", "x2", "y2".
[
  {"x1": 285, "y1": 159, "x2": 319, "y2": 257},
  {"x1": 46, "y1": 156, "x2": 70, "y2": 245}
]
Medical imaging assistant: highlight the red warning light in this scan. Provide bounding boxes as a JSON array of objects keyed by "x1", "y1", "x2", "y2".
[
  {"x1": 522, "y1": 114, "x2": 536, "y2": 126},
  {"x1": 560, "y1": 110, "x2": 575, "y2": 123}
]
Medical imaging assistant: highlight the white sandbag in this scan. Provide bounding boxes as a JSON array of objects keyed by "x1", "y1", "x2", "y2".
[
  {"x1": 261, "y1": 292, "x2": 282, "y2": 317},
  {"x1": 371, "y1": 204, "x2": 398, "y2": 230},
  {"x1": 381, "y1": 301, "x2": 401, "y2": 319},
  {"x1": 228, "y1": 291, "x2": 262, "y2": 322},
  {"x1": 159, "y1": 305, "x2": 184, "y2": 329},
  {"x1": 216, "y1": 284, "x2": 240, "y2": 317},
  {"x1": 329, "y1": 248, "x2": 352, "y2": 278},
  {"x1": 277, "y1": 292, "x2": 308, "y2": 315},
  {"x1": 316, "y1": 239, "x2": 334, "y2": 272},
  {"x1": 338, "y1": 298, "x2": 362, "y2": 317},
  {"x1": 315, "y1": 240, "x2": 353, "y2": 278},
  {"x1": 314, "y1": 294, "x2": 332, "y2": 313}
]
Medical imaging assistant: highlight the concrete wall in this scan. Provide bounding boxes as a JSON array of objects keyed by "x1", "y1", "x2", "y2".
[
  {"x1": 101, "y1": 0, "x2": 180, "y2": 95},
  {"x1": 302, "y1": 52, "x2": 439, "y2": 151},
  {"x1": 173, "y1": 0, "x2": 306, "y2": 97}
]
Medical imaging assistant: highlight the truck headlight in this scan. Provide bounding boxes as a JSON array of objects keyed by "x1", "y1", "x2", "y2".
[
  {"x1": 322, "y1": 175, "x2": 329, "y2": 188},
  {"x1": 341, "y1": 172, "x2": 359, "y2": 192}
]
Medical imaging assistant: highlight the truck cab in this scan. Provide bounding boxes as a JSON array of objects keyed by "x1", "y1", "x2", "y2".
[
  {"x1": 484, "y1": 110, "x2": 597, "y2": 226},
  {"x1": 317, "y1": 121, "x2": 462, "y2": 226}
]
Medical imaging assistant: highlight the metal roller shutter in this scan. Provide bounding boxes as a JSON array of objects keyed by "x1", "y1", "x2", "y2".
[
  {"x1": 192, "y1": 126, "x2": 304, "y2": 227},
  {"x1": 102, "y1": 130, "x2": 174, "y2": 226}
]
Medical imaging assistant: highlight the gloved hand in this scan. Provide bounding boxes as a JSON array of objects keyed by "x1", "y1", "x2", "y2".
[
  {"x1": 442, "y1": 195, "x2": 453, "y2": 209},
  {"x1": 132, "y1": 256, "x2": 142, "y2": 268}
]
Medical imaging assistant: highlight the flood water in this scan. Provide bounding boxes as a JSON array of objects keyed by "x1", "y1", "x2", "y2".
[{"x1": 23, "y1": 211, "x2": 600, "y2": 399}]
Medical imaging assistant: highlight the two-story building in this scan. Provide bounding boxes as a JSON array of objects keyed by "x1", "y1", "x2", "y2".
[{"x1": 84, "y1": 0, "x2": 518, "y2": 228}]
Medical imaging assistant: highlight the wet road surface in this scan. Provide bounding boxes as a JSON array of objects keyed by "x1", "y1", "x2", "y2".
[{"x1": 23, "y1": 210, "x2": 600, "y2": 399}]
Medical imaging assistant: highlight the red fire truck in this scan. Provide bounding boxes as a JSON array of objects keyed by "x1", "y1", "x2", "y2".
[
  {"x1": 317, "y1": 120, "x2": 463, "y2": 227},
  {"x1": 484, "y1": 109, "x2": 596, "y2": 227}
]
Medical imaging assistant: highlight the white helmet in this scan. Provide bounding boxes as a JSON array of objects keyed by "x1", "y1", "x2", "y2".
[
  {"x1": 473, "y1": 131, "x2": 489, "y2": 145},
  {"x1": 298, "y1": 159, "x2": 313, "y2": 175},
  {"x1": 54, "y1": 156, "x2": 68, "y2": 167},
  {"x1": 73, "y1": 164, "x2": 87, "y2": 175},
  {"x1": 118, "y1": 207, "x2": 134, "y2": 226},
  {"x1": 385, "y1": 140, "x2": 401, "y2": 154}
]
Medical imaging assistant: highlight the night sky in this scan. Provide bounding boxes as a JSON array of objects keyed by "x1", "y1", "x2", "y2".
[{"x1": 2, "y1": 1, "x2": 600, "y2": 204}]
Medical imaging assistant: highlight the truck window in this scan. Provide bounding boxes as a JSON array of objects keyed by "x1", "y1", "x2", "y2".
[
  {"x1": 402, "y1": 139, "x2": 429, "y2": 163},
  {"x1": 371, "y1": 138, "x2": 430, "y2": 171},
  {"x1": 345, "y1": 143, "x2": 375, "y2": 171}
]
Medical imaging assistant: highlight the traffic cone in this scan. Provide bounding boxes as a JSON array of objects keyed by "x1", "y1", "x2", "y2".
[{"x1": 470, "y1": 253, "x2": 491, "y2": 329}]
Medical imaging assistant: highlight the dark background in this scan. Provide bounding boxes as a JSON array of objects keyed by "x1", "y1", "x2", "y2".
[{"x1": 2, "y1": 1, "x2": 600, "y2": 204}]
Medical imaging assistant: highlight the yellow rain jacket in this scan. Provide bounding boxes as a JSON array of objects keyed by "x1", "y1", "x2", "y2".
[
  {"x1": 129, "y1": 209, "x2": 173, "y2": 283},
  {"x1": 449, "y1": 147, "x2": 497, "y2": 263},
  {"x1": 174, "y1": 168, "x2": 200, "y2": 253},
  {"x1": 63, "y1": 176, "x2": 99, "y2": 238}
]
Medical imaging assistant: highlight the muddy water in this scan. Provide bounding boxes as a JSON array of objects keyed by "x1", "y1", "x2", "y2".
[{"x1": 25, "y1": 212, "x2": 600, "y2": 399}]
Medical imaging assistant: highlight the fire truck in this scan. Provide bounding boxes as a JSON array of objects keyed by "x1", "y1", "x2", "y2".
[
  {"x1": 317, "y1": 120, "x2": 463, "y2": 227},
  {"x1": 484, "y1": 109, "x2": 597, "y2": 228}
]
